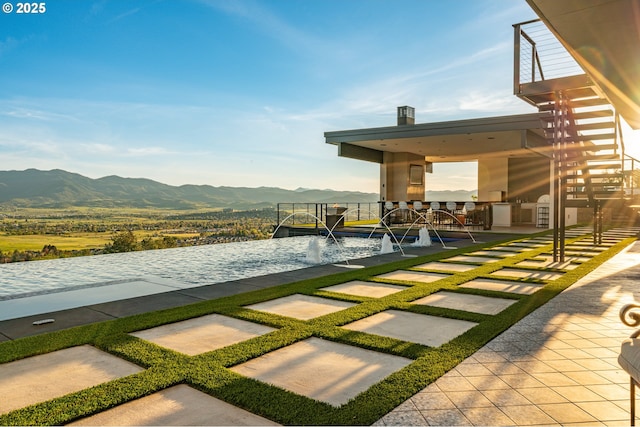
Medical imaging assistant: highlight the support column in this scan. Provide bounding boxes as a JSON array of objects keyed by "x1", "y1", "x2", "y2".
[
  {"x1": 553, "y1": 90, "x2": 567, "y2": 263},
  {"x1": 379, "y1": 152, "x2": 426, "y2": 202}
]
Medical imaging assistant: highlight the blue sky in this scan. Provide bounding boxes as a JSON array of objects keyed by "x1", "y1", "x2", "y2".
[{"x1": 0, "y1": 0, "x2": 589, "y2": 192}]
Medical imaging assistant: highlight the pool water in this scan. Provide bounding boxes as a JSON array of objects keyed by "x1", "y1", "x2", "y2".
[{"x1": 0, "y1": 236, "x2": 383, "y2": 299}]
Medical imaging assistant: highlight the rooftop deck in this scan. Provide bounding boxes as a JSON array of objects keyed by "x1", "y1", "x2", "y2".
[{"x1": 1, "y1": 226, "x2": 639, "y2": 425}]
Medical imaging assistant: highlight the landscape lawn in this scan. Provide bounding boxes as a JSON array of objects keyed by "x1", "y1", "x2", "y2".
[
  {"x1": 0, "y1": 233, "x2": 110, "y2": 252},
  {"x1": 0, "y1": 231, "x2": 633, "y2": 425}
]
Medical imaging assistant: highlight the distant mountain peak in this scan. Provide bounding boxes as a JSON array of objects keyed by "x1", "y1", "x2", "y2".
[{"x1": 0, "y1": 169, "x2": 380, "y2": 210}]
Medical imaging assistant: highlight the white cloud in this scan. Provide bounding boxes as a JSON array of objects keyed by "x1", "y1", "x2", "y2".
[
  {"x1": 2, "y1": 142, "x2": 49, "y2": 157},
  {"x1": 458, "y1": 90, "x2": 533, "y2": 113},
  {"x1": 78, "y1": 143, "x2": 116, "y2": 154},
  {"x1": 107, "y1": 7, "x2": 142, "y2": 24},
  {"x1": 2, "y1": 106, "x2": 81, "y2": 123},
  {"x1": 196, "y1": 0, "x2": 331, "y2": 58},
  {"x1": 125, "y1": 146, "x2": 171, "y2": 156}
]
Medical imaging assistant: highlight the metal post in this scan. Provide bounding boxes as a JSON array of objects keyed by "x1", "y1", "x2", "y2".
[
  {"x1": 594, "y1": 201, "x2": 603, "y2": 245},
  {"x1": 552, "y1": 93, "x2": 560, "y2": 262},
  {"x1": 598, "y1": 201, "x2": 603, "y2": 245},
  {"x1": 631, "y1": 377, "x2": 636, "y2": 426},
  {"x1": 513, "y1": 23, "x2": 521, "y2": 95},
  {"x1": 531, "y1": 43, "x2": 536, "y2": 83},
  {"x1": 632, "y1": 158, "x2": 636, "y2": 199},
  {"x1": 593, "y1": 203, "x2": 598, "y2": 245},
  {"x1": 551, "y1": 90, "x2": 568, "y2": 262},
  {"x1": 633, "y1": 158, "x2": 636, "y2": 198},
  {"x1": 559, "y1": 92, "x2": 566, "y2": 263},
  {"x1": 553, "y1": 163, "x2": 559, "y2": 262}
]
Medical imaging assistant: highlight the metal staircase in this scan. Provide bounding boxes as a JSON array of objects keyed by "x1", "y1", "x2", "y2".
[
  {"x1": 541, "y1": 90, "x2": 623, "y2": 204},
  {"x1": 513, "y1": 20, "x2": 629, "y2": 260}
]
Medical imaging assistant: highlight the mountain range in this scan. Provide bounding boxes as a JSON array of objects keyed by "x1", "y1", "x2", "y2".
[{"x1": 0, "y1": 169, "x2": 476, "y2": 210}]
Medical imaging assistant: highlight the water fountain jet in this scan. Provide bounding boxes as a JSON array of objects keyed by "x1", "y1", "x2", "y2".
[
  {"x1": 305, "y1": 236, "x2": 322, "y2": 264},
  {"x1": 272, "y1": 212, "x2": 364, "y2": 268},
  {"x1": 324, "y1": 207, "x2": 408, "y2": 257},
  {"x1": 380, "y1": 234, "x2": 394, "y2": 254},
  {"x1": 413, "y1": 227, "x2": 432, "y2": 247}
]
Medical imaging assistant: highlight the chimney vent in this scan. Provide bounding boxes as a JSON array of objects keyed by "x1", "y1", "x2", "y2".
[{"x1": 397, "y1": 106, "x2": 415, "y2": 125}]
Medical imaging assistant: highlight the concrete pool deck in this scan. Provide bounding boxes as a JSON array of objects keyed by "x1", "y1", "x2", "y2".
[{"x1": 2, "y1": 227, "x2": 640, "y2": 425}]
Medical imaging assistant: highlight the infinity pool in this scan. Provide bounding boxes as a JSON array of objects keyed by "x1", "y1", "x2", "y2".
[{"x1": 0, "y1": 236, "x2": 383, "y2": 299}]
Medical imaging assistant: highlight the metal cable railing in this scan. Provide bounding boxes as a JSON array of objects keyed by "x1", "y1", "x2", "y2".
[
  {"x1": 622, "y1": 154, "x2": 640, "y2": 199},
  {"x1": 514, "y1": 19, "x2": 585, "y2": 89}
]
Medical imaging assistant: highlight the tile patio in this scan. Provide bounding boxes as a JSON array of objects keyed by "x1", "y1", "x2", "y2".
[{"x1": 376, "y1": 236, "x2": 640, "y2": 426}]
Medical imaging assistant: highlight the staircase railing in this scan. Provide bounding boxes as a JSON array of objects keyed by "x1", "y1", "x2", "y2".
[
  {"x1": 623, "y1": 153, "x2": 640, "y2": 201},
  {"x1": 513, "y1": 19, "x2": 585, "y2": 94}
]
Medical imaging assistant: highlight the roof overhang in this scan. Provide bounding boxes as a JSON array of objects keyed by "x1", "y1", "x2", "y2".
[
  {"x1": 527, "y1": 0, "x2": 640, "y2": 129},
  {"x1": 325, "y1": 113, "x2": 551, "y2": 163}
]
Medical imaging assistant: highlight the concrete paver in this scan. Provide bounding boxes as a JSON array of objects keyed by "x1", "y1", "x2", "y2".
[
  {"x1": 508, "y1": 241, "x2": 548, "y2": 248},
  {"x1": 489, "y1": 268, "x2": 565, "y2": 280},
  {"x1": 564, "y1": 251, "x2": 600, "y2": 257},
  {"x1": 375, "y1": 270, "x2": 450, "y2": 283},
  {"x1": 467, "y1": 250, "x2": 516, "y2": 258},
  {"x1": 319, "y1": 280, "x2": 408, "y2": 298},
  {"x1": 534, "y1": 254, "x2": 592, "y2": 263},
  {"x1": 230, "y1": 337, "x2": 412, "y2": 407},
  {"x1": 411, "y1": 291, "x2": 517, "y2": 315},
  {"x1": 69, "y1": 384, "x2": 279, "y2": 426},
  {"x1": 244, "y1": 293, "x2": 356, "y2": 320},
  {"x1": 565, "y1": 245, "x2": 608, "y2": 252},
  {"x1": 460, "y1": 277, "x2": 545, "y2": 295},
  {"x1": 445, "y1": 255, "x2": 500, "y2": 264},
  {"x1": 487, "y1": 245, "x2": 530, "y2": 252},
  {"x1": 414, "y1": 261, "x2": 476, "y2": 272},
  {"x1": 343, "y1": 309, "x2": 478, "y2": 347},
  {"x1": 130, "y1": 313, "x2": 276, "y2": 356},
  {"x1": 0, "y1": 345, "x2": 143, "y2": 415},
  {"x1": 515, "y1": 259, "x2": 578, "y2": 270}
]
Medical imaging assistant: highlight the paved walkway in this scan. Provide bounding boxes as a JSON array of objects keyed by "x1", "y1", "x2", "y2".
[{"x1": 376, "y1": 235, "x2": 640, "y2": 426}]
